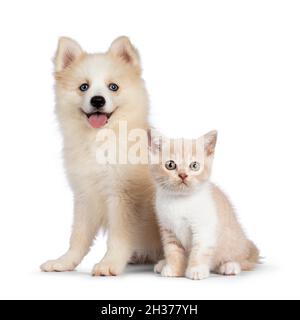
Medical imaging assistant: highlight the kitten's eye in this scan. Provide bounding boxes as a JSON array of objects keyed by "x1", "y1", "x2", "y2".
[
  {"x1": 165, "y1": 160, "x2": 177, "y2": 171},
  {"x1": 190, "y1": 161, "x2": 201, "y2": 171},
  {"x1": 108, "y1": 83, "x2": 119, "y2": 92},
  {"x1": 79, "y1": 83, "x2": 89, "y2": 92}
]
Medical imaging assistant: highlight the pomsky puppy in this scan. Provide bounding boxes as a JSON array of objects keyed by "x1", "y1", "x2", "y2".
[{"x1": 40, "y1": 36, "x2": 161, "y2": 276}]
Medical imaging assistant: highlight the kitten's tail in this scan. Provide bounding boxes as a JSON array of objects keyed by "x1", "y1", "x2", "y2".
[{"x1": 240, "y1": 241, "x2": 260, "y2": 271}]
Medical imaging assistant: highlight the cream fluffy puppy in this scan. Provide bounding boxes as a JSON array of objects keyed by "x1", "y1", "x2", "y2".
[{"x1": 40, "y1": 37, "x2": 161, "y2": 276}]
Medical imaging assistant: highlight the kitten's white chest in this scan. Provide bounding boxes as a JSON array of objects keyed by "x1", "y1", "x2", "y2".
[{"x1": 156, "y1": 184, "x2": 218, "y2": 250}]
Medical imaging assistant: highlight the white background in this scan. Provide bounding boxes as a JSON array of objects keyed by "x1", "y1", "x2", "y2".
[{"x1": 0, "y1": 0, "x2": 299, "y2": 300}]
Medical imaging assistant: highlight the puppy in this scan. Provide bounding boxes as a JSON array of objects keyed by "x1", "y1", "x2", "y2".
[{"x1": 41, "y1": 37, "x2": 161, "y2": 276}]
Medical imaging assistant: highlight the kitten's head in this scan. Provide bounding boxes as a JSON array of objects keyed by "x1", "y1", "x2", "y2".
[{"x1": 149, "y1": 131, "x2": 218, "y2": 195}]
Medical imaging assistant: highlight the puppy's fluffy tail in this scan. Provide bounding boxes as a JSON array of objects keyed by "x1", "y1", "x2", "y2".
[{"x1": 241, "y1": 241, "x2": 260, "y2": 271}]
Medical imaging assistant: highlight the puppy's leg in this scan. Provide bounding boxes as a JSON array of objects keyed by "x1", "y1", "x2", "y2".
[
  {"x1": 41, "y1": 194, "x2": 104, "y2": 272},
  {"x1": 92, "y1": 197, "x2": 133, "y2": 276},
  {"x1": 159, "y1": 229, "x2": 186, "y2": 278}
]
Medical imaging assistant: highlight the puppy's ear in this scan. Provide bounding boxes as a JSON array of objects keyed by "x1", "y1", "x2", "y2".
[
  {"x1": 204, "y1": 130, "x2": 218, "y2": 156},
  {"x1": 55, "y1": 37, "x2": 84, "y2": 72},
  {"x1": 148, "y1": 129, "x2": 162, "y2": 154},
  {"x1": 109, "y1": 36, "x2": 141, "y2": 72}
]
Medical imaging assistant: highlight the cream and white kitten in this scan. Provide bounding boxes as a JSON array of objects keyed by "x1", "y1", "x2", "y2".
[{"x1": 149, "y1": 131, "x2": 259, "y2": 280}]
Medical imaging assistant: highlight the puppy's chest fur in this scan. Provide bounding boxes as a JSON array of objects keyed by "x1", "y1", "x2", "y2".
[
  {"x1": 156, "y1": 183, "x2": 218, "y2": 250},
  {"x1": 65, "y1": 134, "x2": 150, "y2": 197},
  {"x1": 65, "y1": 136, "x2": 122, "y2": 190}
]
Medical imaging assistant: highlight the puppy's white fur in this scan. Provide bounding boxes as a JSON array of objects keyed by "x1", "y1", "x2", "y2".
[{"x1": 41, "y1": 37, "x2": 161, "y2": 276}]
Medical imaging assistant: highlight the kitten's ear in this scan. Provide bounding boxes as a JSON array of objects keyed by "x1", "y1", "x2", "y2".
[
  {"x1": 109, "y1": 36, "x2": 141, "y2": 72},
  {"x1": 55, "y1": 37, "x2": 84, "y2": 72},
  {"x1": 148, "y1": 129, "x2": 162, "y2": 154},
  {"x1": 204, "y1": 130, "x2": 218, "y2": 156}
]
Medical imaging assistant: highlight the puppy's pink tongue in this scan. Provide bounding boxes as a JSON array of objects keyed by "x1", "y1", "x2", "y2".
[{"x1": 88, "y1": 114, "x2": 108, "y2": 129}]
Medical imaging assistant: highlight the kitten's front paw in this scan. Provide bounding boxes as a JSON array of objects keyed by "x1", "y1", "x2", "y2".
[
  {"x1": 185, "y1": 265, "x2": 210, "y2": 280},
  {"x1": 161, "y1": 264, "x2": 184, "y2": 278},
  {"x1": 154, "y1": 259, "x2": 166, "y2": 274},
  {"x1": 40, "y1": 257, "x2": 77, "y2": 272},
  {"x1": 92, "y1": 260, "x2": 125, "y2": 277},
  {"x1": 218, "y1": 262, "x2": 241, "y2": 276}
]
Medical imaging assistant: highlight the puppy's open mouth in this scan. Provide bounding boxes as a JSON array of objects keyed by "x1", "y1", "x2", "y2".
[{"x1": 82, "y1": 111, "x2": 113, "y2": 129}]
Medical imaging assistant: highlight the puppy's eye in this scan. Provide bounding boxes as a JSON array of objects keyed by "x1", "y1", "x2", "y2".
[
  {"x1": 165, "y1": 160, "x2": 177, "y2": 171},
  {"x1": 79, "y1": 83, "x2": 89, "y2": 92},
  {"x1": 190, "y1": 161, "x2": 201, "y2": 171},
  {"x1": 108, "y1": 83, "x2": 119, "y2": 92}
]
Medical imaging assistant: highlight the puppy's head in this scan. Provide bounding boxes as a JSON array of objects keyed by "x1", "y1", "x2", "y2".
[{"x1": 55, "y1": 36, "x2": 146, "y2": 129}]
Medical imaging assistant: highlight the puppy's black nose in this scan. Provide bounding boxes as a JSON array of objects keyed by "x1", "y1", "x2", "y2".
[{"x1": 90, "y1": 96, "x2": 106, "y2": 109}]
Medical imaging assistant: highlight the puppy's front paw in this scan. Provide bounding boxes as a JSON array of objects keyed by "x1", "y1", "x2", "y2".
[
  {"x1": 92, "y1": 261, "x2": 124, "y2": 277},
  {"x1": 154, "y1": 259, "x2": 166, "y2": 274},
  {"x1": 185, "y1": 265, "x2": 210, "y2": 280},
  {"x1": 40, "y1": 257, "x2": 77, "y2": 272},
  {"x1": 161, "y1": 264, "x2": 184, "y2": 278}
]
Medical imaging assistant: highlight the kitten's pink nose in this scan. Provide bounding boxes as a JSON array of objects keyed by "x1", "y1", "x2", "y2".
[{"x1": 179, "y1": 173, "x2": 188, "y2": 181}]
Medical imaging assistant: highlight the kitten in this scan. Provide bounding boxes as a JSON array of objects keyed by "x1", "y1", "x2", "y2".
[{"x1": 149, "y1": 130, "x2": 259, "y2": 280}]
